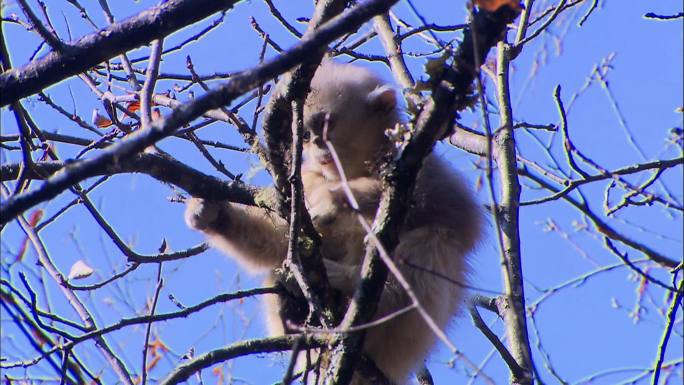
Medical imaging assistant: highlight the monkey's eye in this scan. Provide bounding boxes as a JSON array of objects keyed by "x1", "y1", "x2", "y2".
[
  {"x1": 302, "y1": 130, "x2": 311, "y2": 142},
  {"x1": 310, "y1": 111, "x2": 334, "y2": 136}
]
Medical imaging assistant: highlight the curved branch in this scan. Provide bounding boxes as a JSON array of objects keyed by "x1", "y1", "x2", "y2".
[
  {"x1": 0, "y1": 153, "x2": 259, "y2": 205},
  {"x1": 522, "y1": 157, "x2": 684, "y2": 208},
  {"x1": 468, "y1": 295, "x2": 527, "y2": 380},
  {"x1": 159, "y1": 335, "x2": 325, "y2": 385},
  {"x1": 520, "y1": 167, "x2": 679, "y2": 268}
]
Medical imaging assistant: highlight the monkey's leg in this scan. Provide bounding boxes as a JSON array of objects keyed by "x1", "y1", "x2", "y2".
[{"x1": 362, "y1": 227, "x2": 469, "y2": 385}]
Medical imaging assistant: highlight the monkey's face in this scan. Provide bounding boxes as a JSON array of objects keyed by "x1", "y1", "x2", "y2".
[
  {"x1": 302, "y1": 107, "x2": 380, "y2": 180},
  {"x1": 301, "y1": 108, "x2": 340, "y2": 179},
  {"x1": 303, "y1": 84, "x2": 398, "y2": 180}
]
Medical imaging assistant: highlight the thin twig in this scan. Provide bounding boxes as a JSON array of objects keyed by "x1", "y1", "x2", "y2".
[
  {"x1": 141, "y1": 39, "x2": 164, "y2": 129},
  {"x1": 1, "y1": 185, "x2": 135, "y2": 385},
  {"x1": 468, "y1": 295, "x2": 527, "y2": 380},
  {"x1": 651, "y1": 277, "x2": 684, "y2": 384},
  {"x1": 141, "y1": 263, "x2": 164, "y2": 385}
]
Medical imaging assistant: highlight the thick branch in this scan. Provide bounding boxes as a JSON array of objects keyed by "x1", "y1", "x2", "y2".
[
  {"x1": 492, "y1": 42, "x2": 534, "y2": 384},
  {"x1": 1, "y1": 0, "x2": 243, "y2": 106},
  {"x1": 0, "y1": 153, "x2": 259, "y2": 205},
  {"x1": 261, "y1": 0, "x2": 350, "y2": 212}
]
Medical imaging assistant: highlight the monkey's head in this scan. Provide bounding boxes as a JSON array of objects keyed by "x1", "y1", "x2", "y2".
[{"x1": 303, "y1": 62, "x2": 399, "y2": 180}]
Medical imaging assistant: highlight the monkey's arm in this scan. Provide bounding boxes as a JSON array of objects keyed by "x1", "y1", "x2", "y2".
[
  {"x1": 342, "y1": 177, "x2": 382, "y2": 216},
  {"x1": 185, "y1": 198, "x2": 288, "y2": 272},
  {"x1": 315, "y1": 176, "x2": 381, "y2": 218}
]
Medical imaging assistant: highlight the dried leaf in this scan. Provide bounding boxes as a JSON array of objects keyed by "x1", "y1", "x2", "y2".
[
  {"x1": 91, "y1": 109, "x2": 113, "y2": 128},
  {"x1": 68, "y1": 260, "x2": 94, "y2": 280},
  {"x1": 145, "y1": 355, "x2": 162, "y2": 371},
  {"x1": 126, "y1": 100, "x2": 141, "y2": 113},
  {"x1": 158, "y1": 238, "x2": 169, "y2": 254},
  {"x1": 476, "y1": 0, "x2": 523, "y2": 12}
]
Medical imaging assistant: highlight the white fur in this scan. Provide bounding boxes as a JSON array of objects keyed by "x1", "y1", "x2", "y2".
[{"x1": 185, "y1": 62, "x2": 482, "y2": 384}]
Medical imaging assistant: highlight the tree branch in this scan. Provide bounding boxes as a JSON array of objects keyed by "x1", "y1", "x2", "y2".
[
  {"x1": 520, "y1": 167, "x2": 680, "y2": 269},
  {"x1": 0, "y1": 153, "x2": 259, "y2": 206},
  {"x1": 158, "y1": 335, "x2": 326, "y2": 385},
  {"x1": 1, "y1": 0, "x2": 243, "y2": 106},
  {"x1": 491, "y1": 41, "x2": 534, "y2": 384}
]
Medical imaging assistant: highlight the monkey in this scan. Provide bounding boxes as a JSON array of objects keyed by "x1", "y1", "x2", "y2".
[{"x1": 185, "y1": 62, "x2": 482, "y2": 384}]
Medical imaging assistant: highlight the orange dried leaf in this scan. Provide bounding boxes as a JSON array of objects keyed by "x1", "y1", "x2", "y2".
[
  {"x1": 92, "y1": 110, "x2": 113, "y2": 128},
  {"x1": 126, "y1": 100, "x2": 141, "y2": 113},
  {"x1": 476, "y1": 0, "x2": 522, "y2": 12},
  {"x1": 28, "y1": 209, "x2": 44, "y2": 227},
  {"x1": 212, "y1": 365, "x2": 226, "y2": 385},
  {"x1": 148, "y1": 337, "x2": 170, "y2": 355},
  {"x1": 145, "y1": 355, "x2": 162, "y2": 371},
  {"x1": 15, "y1": 238, "x2": 29, "y2": 263}
]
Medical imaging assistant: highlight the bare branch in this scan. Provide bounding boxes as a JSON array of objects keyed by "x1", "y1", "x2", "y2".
[
  {"x1": 521, "y1": 157, "x2": 683, "y2": 206},
  {"x1": 520, "y1": 168, "x2": 680, "y2": 268},
  {"x1": 1, "y1": 0, "x2": 243, "y2": 106},
  {"x1": 158, "y1": 335, "x2": 326, "y2": 385},
  {"x1": 1, "y1": 185, "x2": 134, "y2": 385},
  {"x1": 490, "y1": 40, "x2": 534, "y2": 384},
  {"x1": 0, "y1": 153, "x2": 259, "y2": 206},
  {"x1": 651, "y1": 278, "x2": 684, "y2": 384},
  {"x1": 468, "y1": 295, "x2": 527, "y2": 380}
]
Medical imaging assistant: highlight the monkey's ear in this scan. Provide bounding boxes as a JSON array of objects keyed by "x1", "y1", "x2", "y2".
[{"x1": 367, "y1": 85, "x2": 397, "y2": 114}]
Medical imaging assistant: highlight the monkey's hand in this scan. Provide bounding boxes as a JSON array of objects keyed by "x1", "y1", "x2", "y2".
[
  {"x1": 306, "y1": 184, "x2": 347, "y2": 226},
  {"x1": 185, "y1": 198, "x2": 225, "y2": 231},
  {"x1": 328, "y1": 177, "x2": 382, "y2": 216},
  {"x1": 323, "y1": 258, "x2": 360, "y2": 293}
]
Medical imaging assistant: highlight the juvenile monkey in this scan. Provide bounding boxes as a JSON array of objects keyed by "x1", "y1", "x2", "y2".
[{"x1": 185, "y1": 62, "x2": 482, "y2": 384}]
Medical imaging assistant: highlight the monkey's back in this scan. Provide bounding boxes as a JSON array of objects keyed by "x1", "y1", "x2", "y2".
[
  {"x1": 300, "y1": 154, "x2": 482, "y2": 384},
  {"x1": 366, "y1": 154, "x2": 482, "y2": 384}
]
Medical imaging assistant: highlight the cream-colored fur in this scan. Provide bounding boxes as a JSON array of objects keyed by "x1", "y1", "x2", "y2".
[{"x1": 185, "y1": 62, "x2": 482, "y2": 384}]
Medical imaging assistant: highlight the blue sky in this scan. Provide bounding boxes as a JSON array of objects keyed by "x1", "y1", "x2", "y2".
[{"x1": 1, "y1": 1, "x2": 682, "y2": 384}]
